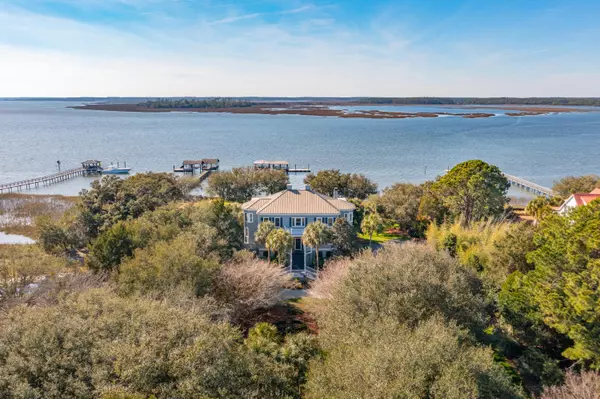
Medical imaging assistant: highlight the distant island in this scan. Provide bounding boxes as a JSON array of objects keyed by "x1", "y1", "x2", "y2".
[{"x1": 70, "y1": 97, "x2": 597, "y2": 119}]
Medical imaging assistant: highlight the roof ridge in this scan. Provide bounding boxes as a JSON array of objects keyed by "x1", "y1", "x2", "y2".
[
  {"x1": 313, "y1": 191, "x2": 343, "y2": 211},
  {"x1": 256, "y1": 190, "x2": 289, "y2": 213},
  {"x1": 242, "y1": 197, "x2": 260, "y2": 209}
]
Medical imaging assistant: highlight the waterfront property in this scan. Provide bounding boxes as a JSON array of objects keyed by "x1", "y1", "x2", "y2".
[
  {"x1": 557, "y1": 188, "x2": 600, "y2": 215},
  {"x1": 242, "y1": 184, "x2": 355, "y2": 278}
]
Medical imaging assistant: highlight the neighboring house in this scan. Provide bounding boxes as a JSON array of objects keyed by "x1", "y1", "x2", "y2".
[
  {"x1": 557, "y1": 188, "x2": 600, "y2": 215},
  {"x1": 242, "y1": 184, "x2": 355, "y2": 277}
]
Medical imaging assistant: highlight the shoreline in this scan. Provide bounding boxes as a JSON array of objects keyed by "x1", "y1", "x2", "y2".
[{"x1": 70, "y1": 102, "x2": 590, "y2": 119}]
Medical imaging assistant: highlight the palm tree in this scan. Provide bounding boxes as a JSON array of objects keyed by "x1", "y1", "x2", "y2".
[
  {"x1": 266, "y1": 228, "x2": 293, "y2": 265},
  {"x1": 302, "y1": 221, "x2": 331, "y2": 273},
  {"x1": 361, "y1": 211, "x2": 383, "y2": 247},
  {"x1": 525, "y1": 196, "x2": 552, "y2": 222},
  {"x1": 255, "y1": 220, "x2": 275, "y2": 263}
]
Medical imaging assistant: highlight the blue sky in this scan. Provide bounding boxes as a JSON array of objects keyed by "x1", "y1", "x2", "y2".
[{"x1": 1, "y1": 0, "x2": 599, "y2": 97}]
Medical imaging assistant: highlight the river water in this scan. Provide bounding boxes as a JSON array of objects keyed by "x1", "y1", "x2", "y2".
[{"x1": 1, "y1": 101, "x2": 599, "y2": 196}]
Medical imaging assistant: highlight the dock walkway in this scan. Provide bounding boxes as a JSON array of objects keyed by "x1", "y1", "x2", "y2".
[
  {"x1": 0, "y1": 167, "x2": 87, "y2": 194},
  {"x1": 503, "y1": 173, "x2": 554, "y2": 197}
]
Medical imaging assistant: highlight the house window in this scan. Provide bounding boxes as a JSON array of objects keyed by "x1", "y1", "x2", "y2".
[
  {"x1": 245, "y1": 213, "x2": 253, "y2": 223},
  {"x1": 345, "y1": 212, "x2": 353, "y2": 223},
  {"x1": 327, "y1": 217, "x2": 334, "y2": 227},
  {"x1": 316, "y1": 217, "x2": 323, "y2": 223},
  {"x1": 262, "y1": 217, "x2": 270, "y2": 223},
  {"x1": 244, "y1": 227, "x2": 249, "y2": 244},
  {"x1": 293, "y1": 217, "x2": 305, "y2": 227},
  {"x1": 274, "y1": 217, "x2": 282, "y2": 227}
]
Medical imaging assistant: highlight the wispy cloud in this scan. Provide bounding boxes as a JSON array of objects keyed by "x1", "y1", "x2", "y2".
[
  {"x1": 0, "y1": 1, "x2": 599, "y2": 96},
  {"x1": 208, "y1": 4, "x2": 314, "y2": 25},
  {"x1": 209, "y1": 12, "x2": 262, "y2": 25}
]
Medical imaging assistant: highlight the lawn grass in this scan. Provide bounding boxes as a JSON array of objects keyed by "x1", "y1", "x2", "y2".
[{"x1": 357, "y1": 231, "x2": 408, "y2": 244}]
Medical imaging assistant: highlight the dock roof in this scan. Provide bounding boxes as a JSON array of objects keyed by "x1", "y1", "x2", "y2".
[{"x1": 182, "y1": 159, "x2": 219, "y2": 165}]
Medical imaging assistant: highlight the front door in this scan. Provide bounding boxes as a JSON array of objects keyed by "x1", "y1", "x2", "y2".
[{"x1": 294, "y1": 238, "x2": 303, "y2": 251}]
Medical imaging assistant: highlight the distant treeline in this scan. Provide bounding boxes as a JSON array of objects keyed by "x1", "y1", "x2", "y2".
[
  {"x1": 137, "y1": 98, "x2": 255, "y2": 109},
  {"x1": 355, "y1": 97, "x2": 600, "y2": 106}
]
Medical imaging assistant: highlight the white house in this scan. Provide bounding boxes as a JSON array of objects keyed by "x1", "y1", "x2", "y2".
[{"x1": 557, "y1": 188, "x2": 600, "y2": 215}]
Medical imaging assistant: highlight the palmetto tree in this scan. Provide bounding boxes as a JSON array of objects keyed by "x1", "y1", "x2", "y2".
[
  {"x1": 255, "y1": 220, "x2": 276, "y2": 263},
  {"x1": 525, "y1": 196, "x2": 553, "y2": 222},
  {"x1": 361, "y1": 211, "x2": 383, "y2": 247},
  {"x1": 266, "y1": 228, "x2": 293, "y2": 265},
  {"x1": 302, "y1": 220, "x2": 331, "y2": 273}
]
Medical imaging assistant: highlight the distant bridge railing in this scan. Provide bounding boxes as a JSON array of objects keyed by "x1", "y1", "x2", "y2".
[{"x1": 503, "y1": 173, "x2": 554, "y2": 197}]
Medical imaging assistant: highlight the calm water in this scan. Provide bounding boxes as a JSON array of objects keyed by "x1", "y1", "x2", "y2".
[
  {"x1": 1, "y1": 101, "x2": 599, "y2": 196},
  {"x1": 0, "y1": 231, "x2": 35, "y2": 244}
]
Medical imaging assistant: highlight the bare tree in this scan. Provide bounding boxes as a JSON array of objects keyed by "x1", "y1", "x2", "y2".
[
  {"x1": 308, "y1": 257, "x2": 351, "y2": 300},
  {"x1": 539, "y1": 371, "x2": 600, "y2": 399},
  {"x1": 213, "y1": 258, "x2": 292, "y2": 323}
]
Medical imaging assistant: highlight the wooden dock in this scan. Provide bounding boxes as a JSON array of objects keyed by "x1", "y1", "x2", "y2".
[
  {"x1": 503, "y1": 173, "x2": 554, "y2": 197},
  {"x1": 253, "y1": 160, "x2": 311, "y2": 174},
  {"x1": 197, "y1": 169, "x2": 212, "y2": 182},
  {"x1": 0, "y1": 160, "x2": 104, "y2": 194},
  {"x1": 288, "y1": 166, "x2": 311, "y2": 173},
  {"x1": 0, "y1": 167, "x2": 86, "y2": 193}
]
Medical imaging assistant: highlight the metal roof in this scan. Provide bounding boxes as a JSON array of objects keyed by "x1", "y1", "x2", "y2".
[{"x1": 242, "y1": 187, "x2": 355, "y2": 215}]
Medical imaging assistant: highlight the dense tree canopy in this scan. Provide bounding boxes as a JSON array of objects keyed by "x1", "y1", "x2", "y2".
[
  {"x1": 303, "y1": 169, "x2": 377, "y2": 199},
  {"x1": 370, "y1": 182, "x2": 424, "y2": 235},
  {"x1": 0, "y1": 289, "x2": 315, "y2": 399},
  {"x1": 138, "y1": 98, "x2": 255, "y2": 109},
  {"x1": 308, "y1": 244, "x2": 522, "y2": 398},
  {"x1": 316, "y1": 243, "x2": 487, "y2": 334},
  {"x1": 77, "y1": 173, "x2": 187, "y2": 240},
  {"x1": 7, "y1": 167, "x2": 600, "y2": 398},
  {"x1": 422, "y1": 160, "x2": 509, "y2": 225},
  {"x1": 207, "y1": 167, "x2": 288, "y2": 202},
  {"x1": 308, "y1": 316, "x2": 523, "y2": 399},
  {"x1": 506, "y1": 200, "x2": 600, "y2": 368},
  {"x1": 552, "y1": 174, "x2": 600, "y2": 198}
]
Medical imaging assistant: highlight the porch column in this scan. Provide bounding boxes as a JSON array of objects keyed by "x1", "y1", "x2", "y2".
[{"x1": 304, "y1": 247, "x2": 307, "y2": 273}]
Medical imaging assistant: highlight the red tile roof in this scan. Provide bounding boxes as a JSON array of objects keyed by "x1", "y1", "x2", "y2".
[{"x1": 572, "y1": 193, "x2": 600, "y2": 206}]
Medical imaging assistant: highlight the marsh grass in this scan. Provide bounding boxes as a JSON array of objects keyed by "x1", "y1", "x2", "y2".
[{"x1": 0, "y1": 194, "x2": 77, "y2": 238}]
